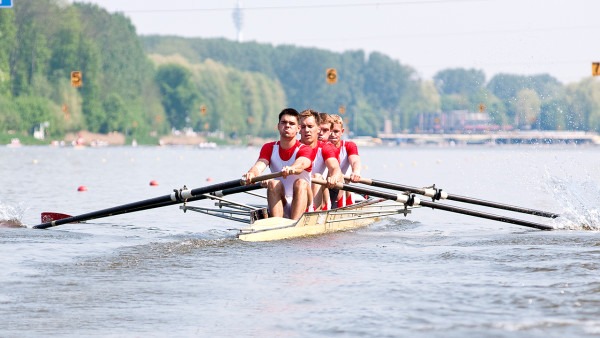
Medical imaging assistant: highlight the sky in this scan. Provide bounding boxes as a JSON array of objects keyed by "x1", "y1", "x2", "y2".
[{"x1": 73, "y1": 0, "x2": 598, "y2": 84}]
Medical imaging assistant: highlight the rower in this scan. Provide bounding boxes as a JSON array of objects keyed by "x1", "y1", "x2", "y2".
[
  {"x1": 328, "y1": 114, "x2": 362, "y2": 207},
  {"x1": 298, "y1": 110, "x2": 342, "y2": 211},
  {"x1": 310, "y1": 112, "x2": 337, "y2": 210},
  {"x1": 242, "y1": 108, "x2": 314, "y2": 220}
]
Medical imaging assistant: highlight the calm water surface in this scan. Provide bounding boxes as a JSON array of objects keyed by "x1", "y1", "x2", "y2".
[{"x1": 1, "y1": 145, "x2": 600, "y2": 337}]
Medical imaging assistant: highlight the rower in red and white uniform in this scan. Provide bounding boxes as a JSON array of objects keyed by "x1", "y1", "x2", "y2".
[
  {"x1": 329, "y1": 114, "x2": 362, "y2": 207},
  {"x1": 243, "y1": 108, "x2": 314, "y2": 220},
  {"x1": 309, "y1": 112, "x2": 340, "y2": 210}
]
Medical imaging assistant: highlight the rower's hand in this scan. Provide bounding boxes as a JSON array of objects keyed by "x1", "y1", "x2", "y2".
[
  {"x1": 326, "y1": 176, "x2": 337, "y2": 189},
  {"x1": 242, "y1": 172, "x2": 255, "y2": 185},
  {"x1": 349, "y1": 173, "x2": 361, "y2": 183},
  {"x1": 281, "y1": 166, "x2": 295, "y2": 178},
  {"x1": 326, "y1": 173, "x2": 343, "y2": 189}
]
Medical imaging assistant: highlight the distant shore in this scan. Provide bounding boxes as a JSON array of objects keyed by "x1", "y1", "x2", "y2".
[{"x1": 4, "y1": 130, "x2": 600, "y2": 147}]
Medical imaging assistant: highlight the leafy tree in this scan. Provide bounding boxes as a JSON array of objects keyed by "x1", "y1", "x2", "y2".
[
  {"x1": 0, "y1": 9, "x2": 16, "y2": 96},
  {"x1": 397, "y1": 79, "x2": 440, "y2": 132},
  {"x1": 155, "y1": 64, "x2": 198, "y2": 130},
  {"x1": 565, "y1": 78, "x2": 600, "y2": 131},
  {"x1": 100, "y1": 93, "x2": 127, "y2": 133},
  {"x1": 10, "y1": 1, "x2": 53, "y2": 97},
  {"x1": 0, "y1": 95, "x2": 19, "y2": 131},
  {"x1": 76, "y1": 3, "x2": 164, "y2": 135},
  {"x1": 539, "y1": 99, "x2": 567, "y2": 130},
  {"x1": 434, "y1": 68, "x2": 487, "y2": 112},
  {"x1": 434, "y1": 68, "x2": 486, "y2": 95},
  {"x1": 515, "y1": 89, "x2": 541, "y2": 128}
]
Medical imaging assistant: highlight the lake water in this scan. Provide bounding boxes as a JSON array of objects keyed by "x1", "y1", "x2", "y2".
[{"x1": 1, "y1": 144, "x2": 600, "y2": 337}]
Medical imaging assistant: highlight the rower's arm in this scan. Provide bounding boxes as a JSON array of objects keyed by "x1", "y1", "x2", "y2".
[
  {"x1": 243, "y1": 159, "x2": 269, "y2": 183},
  {"x1": 348, "y1": 154, "x2": 362, "y2": 182},
  {"x1": 282, "y1": 157, "x2": 311, "y2": 177},
  {"x1": 325, "y1": 157, "x2": 343, "y2": 187}
]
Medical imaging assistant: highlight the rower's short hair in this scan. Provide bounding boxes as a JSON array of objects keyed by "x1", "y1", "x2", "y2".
[
  {"x1": 330, "y1": 114, "x2": 344, "y2": 128},
  {"x1": 279, "y1": 108, "x2": 299, "y2": 122},
  {"x1": 319, "y1": 113, "x2": 333, "y2": 127},
  {"x1": 299, "y1": 109, "x2": 321, "y2": 125}
]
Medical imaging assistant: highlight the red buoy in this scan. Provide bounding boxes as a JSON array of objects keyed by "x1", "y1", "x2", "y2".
[
  {"x1": 206, "y1": 177, "x2": 213, "y2": 182},
  {"x1": 77, "y1": 185, "x2": 87, "y2": 192},
  {"x1": 149, "y1": 180, "x2": 159, "y2": 186}
]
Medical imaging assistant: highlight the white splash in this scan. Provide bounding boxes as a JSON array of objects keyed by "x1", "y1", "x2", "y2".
[
  {"x1": 544, "y1": 172, "x2": 600, "y2": 231},
  {"x1": 0, "y1": 202, "x2": 26, "y2": 227}
]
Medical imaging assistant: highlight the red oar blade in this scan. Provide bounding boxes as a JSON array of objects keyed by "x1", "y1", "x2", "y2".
[{"x1": 41, "y1": 212, "x2": 76, "y2": 223}]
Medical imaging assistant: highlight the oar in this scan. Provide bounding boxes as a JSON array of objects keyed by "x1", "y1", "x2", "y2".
[
  {"x1": 33, "y1": 172, "x2": 281, "y2": 229},
  {"x1": 314, "y1": 178, "x2": 554, "y2": 231},
  {"x1": 40, "y1": 183, "x2": 266, "y2": 224},
  {"x1": 348, "y1": 176, "x2": 559, "y2": 219}
]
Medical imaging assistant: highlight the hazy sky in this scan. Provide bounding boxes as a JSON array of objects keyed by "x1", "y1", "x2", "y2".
[{"x1": 75, "y1": 0, "x2": 598, "y2": 84}]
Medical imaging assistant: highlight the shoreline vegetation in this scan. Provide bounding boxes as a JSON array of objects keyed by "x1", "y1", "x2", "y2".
[
  {"x1": 2, "y1": 2, "x2": 600, "y2": 148},
  {"x1": 3, "y1": 130, "x2": 599, "y2": 147}
]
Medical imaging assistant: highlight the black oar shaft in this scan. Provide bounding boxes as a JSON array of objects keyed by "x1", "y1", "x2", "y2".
[
  {"x1": 33, "y1": 172, "x2": 280, "y2": 229},
  {"x1": 34, "y1": 194, "x2": 178, "y2": 229},
  {"x1": 315, "y1": 179, "x2": 554, "y2": 231},
  {"x1": 416, "y1": 200, "x2": 553, "y2": 231},
  {"x1": 94, "y1": 183, "x2": 264, "y2": 218},
  {"x1": 446, "y1": 194, "x2": 559, "y2": 218},
  {"x1": 358, "y1": 177, "x2": 559, "y2": 219}
]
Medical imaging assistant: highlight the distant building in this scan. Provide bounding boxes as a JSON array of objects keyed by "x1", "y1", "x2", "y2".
[{"x1": 415, "y1": 110, "x2": 501, "y2": 133}]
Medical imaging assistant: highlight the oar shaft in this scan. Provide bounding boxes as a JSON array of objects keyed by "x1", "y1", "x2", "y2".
[
  {"x1": 33, "y1": 172, "x2": 281, "y2": 229},
  {"x1": 355, "y1": 177, "x2": 559, "y2": 218},
  {"x1": 33, "y1": 194, "x2": 176, "y2": 229},
  {"x1": 97, "y1": 183, "x2": 264, "y2": 217},
  {"x1": 316, "y1": 179, "x2": 554, "y2": 231},
  {"x1": 446, "y1": 194, "x2": 559, "y2": 218},
  {"x1": 416, "y1": 200, "x2": 553, "y2": 231}
]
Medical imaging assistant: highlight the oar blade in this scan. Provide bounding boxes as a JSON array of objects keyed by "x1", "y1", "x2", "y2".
[{"x1": 41, "y1": 212, "x2": 74, "y2": 223}]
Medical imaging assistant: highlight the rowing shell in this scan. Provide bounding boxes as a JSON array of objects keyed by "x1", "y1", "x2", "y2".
[{"x1": 236, "y1": 198, "x2": 411, "y2": 242}]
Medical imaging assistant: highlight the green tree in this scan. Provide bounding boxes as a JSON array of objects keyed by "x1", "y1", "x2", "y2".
[
  {"x1": 434, "y1": 68, "x2": 486, "y2": 112},
  {"x1": 397, "y1": 79, "x2": 440, "y2": 132},
  {"x1": 11, "y1": 1, "x2": 53, "y2": 97},
  {"x1": 565, "y1": 78, "x2": 600, "y2": 131},
  {"x1": 156, "y1": 64, "x2": 198, "y2": 130},
  {"x1": 434, "y1": 68, "x2": 486, "y2": 95},
  {"x1": 487, "y1": 73, "x2": 565, "y2": 128},
  {"x1": 101, "y1": 93, "x2": 127, "y2": 133},
  {"x1": 515, "y1": 89, "x2": 541, "y2": 128},
  {"x1": 539, "y1": 99, "x2": 567, "y2": 130},
  {"x1": 76, "y1": 2, "x2": 165, "y2": 135},
  {"x1": 362, "y1": 52, "x2": 415, "y2": 132},
  {"x1": 0, "y1": 9, "x2": 16, "y2": 96}
]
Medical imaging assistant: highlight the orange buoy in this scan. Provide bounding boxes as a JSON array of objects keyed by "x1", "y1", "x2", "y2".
[
  {"x1": 149, "y1": 180, "x2": 159, "y2": 186},
  {"x1": 77, "y1": 185, "x2": 87, "y2": 192}
]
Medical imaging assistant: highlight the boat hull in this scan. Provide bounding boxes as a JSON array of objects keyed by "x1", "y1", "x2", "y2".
[{"x1": 237, "y1": 198, "x2": 409, "y2": 242}]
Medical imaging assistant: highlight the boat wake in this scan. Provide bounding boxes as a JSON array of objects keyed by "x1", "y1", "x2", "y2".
[
  {"x1": 544, "y1": 173, "x2": 600, "y2": 231},
  {"x1": 0, "y1": 202, "x2": 26, "y2": 228}
]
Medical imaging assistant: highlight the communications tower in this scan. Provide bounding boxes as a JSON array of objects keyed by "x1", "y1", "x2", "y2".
[{"x1": 232, "y1": 0, "x2": 244, "y2": 42}]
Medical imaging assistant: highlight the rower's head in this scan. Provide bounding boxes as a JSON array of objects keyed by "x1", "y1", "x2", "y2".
[
  {"x1": 329, "y1": 114, "x2": 345, "y2": 146},
  {"x1": 278, "y1": 108, "x2": 300, "y2": 139},
  {"x1": 299, "y1": 109, "x2": 321, "y2": 146},
  {"x1": 318, "y1": 113, "x2": 333, "y2": 142}
]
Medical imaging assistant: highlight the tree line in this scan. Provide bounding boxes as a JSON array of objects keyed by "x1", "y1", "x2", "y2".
[{"x1": 1, "y1": 0, "x2": 599, "y2": 144}]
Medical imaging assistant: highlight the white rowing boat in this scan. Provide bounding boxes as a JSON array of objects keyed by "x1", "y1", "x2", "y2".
[
  {"x1": 182, "y1": 195, "x2": 412, "y2": 242},
  {"x1": 238, "y1": 198, "x2": 412, "y2": 241}
]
